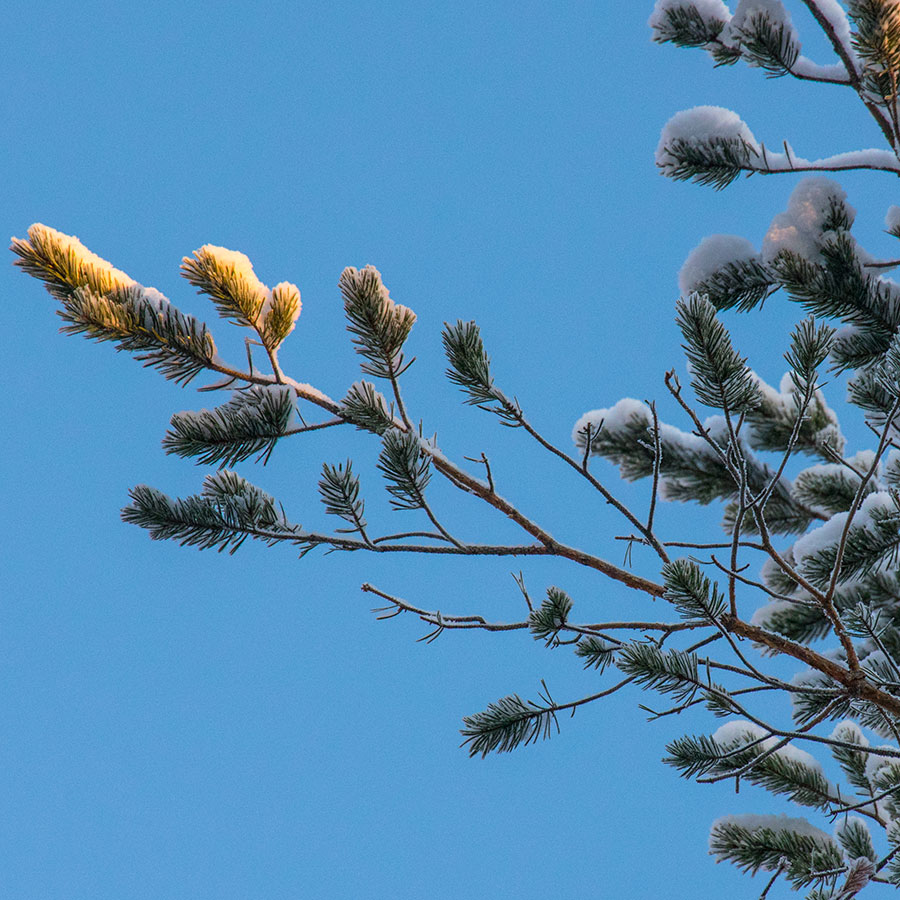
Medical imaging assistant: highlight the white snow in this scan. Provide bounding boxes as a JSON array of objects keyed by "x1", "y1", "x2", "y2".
[
  {"x1": 678, "y1": 234, "x2": 759, "y2": 295},
  {"x1": 572, "y1": 398, "x2": 650, "y2": 446},
  {"x1": 710, "y1": 813, "x2": 831, "y2": 848},
  {"x1": 656, "y1": 106, "x2": 760, "y2": 173},
  {"x1": 28, "y1": 223, "x2": 134, "y2": 291},
  {"x1": 741, "y1": 147, "x2": 900, "y2": 176},
  {"x1": 804, "y1": 148, "x2": 900, "y2": 170},
  {"x1": 261, "y1": 281, "x2": 302, "y2": 336},
  {"x1": 887, "y1": 206, "x2": 900, "y2": 233},
  {"x1": 865, "y1": 747, "x2": 900, "y2": 785},
  {"x1": 849, "y1": 449, "x2": 878, "y2": 473},
  {"x1": 831, "y1": 720, "x2": 868, "y2": 748},
  {"x1": 791, "y1": 57, "x2": 848, "y2": 81},
  {"x1": 713, "y1": 719, "x2": 764, "y2": 746},
  {"x1": 793, "y1": 490, "x2": 897, "y2": 571},
  {"x1": 137, "y1": 285, "x2": 170, "y2": 314},
  {"x1": 750, "y1": 597, "x2": 811, "y2": 628},
  {"x1": 198, "y1": 245, "x2": 269, "y2": 298},
  {"x1": 713, "y1": 720, "x2": 827, "y2": 774},
  {"x1": 648, "y1": 0, "x2": 732, "y2": 29},
  {"x1": 812, "y1": 0, "x2": 854, "y2": 47},
  {"x1": 762, "y1": 177, "x2": 852, "y2": 263},
  {"x1": 721, "y1": 0, "x2": 796, "y2": 49}
]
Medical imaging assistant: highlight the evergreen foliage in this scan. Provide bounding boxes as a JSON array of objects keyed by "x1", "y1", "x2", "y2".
[
  {"x1": 163, "y1": 384, "x2": 295, "y2": 466},
  {"x1": 20, "y1": 2, "x2": 900, "y2": 896}
]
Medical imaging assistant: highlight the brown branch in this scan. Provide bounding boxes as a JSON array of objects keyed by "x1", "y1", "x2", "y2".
[
  {"x1": 722, "y1": 615, "x2": 900, "y2": 718},
  {"x1": 800, "y1": 0, "x2": 898, "y2": 149}
]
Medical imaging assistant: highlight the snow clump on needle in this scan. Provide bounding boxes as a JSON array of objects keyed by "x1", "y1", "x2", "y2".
[
  {"x1": 27, "y1": 223, "x2": 135, "y2": 291},
  {"x1": 886, "y1": 205, "x2": 900, "y2": 234},
  {"x1": 647, "y1": 0, "x2": 732, "y2": 30},
  {"x1": 678, "y1": 234, "x2": 759, "y2": 295},
  {"x1": 656, "y1": 106, "x2": 760, "y2": 175},
  {"x1": 762, "y1": 177, "x2": 853, "y2": 263},
  {"x1": 721, "y1": 0, "x2": 797, "y2": 48}
]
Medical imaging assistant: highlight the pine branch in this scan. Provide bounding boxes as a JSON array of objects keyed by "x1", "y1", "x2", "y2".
[
  {"x1": 662, "y1": 558, "x2": 728, "y2": 622},
  {"x1": 11, "y1": 223, "x2": 134, "y2": 301},
  {"x1": 163, "y1": 384, "x2": 296, "y2": 465},
  {"x1": 340, "y1": 265, "x2": 416, "y2": 381},
  {"x1": 729, "y1": 9, "x2": 801, "y2": 78},
  {"x1": 59, "y1": 285, "x2": 217, "y2": 385},
  {"x1": 665, "y1": 724, "x2": 838, "y2": 810},
  {"x1": 617, "y1": 643, "x2": 713, "y2": 704},
  {"x1": 528, "y1": 587, "x2": 574, "y2": 646},
  {"x1": 650, "y1": 3, "x2": 729, "y2": 48},
  {"x1": 318, "y1": 460, "x2": 370, "y2": 542},
  {"x1": 690, "y1": 256, "x2": 777, "y2": 312},
  {"x1": 341, "y1": 381, "x2": 396, "y2": 435},
  {"x1": 442, "y1": 320, "x2": 520, "y2": 424},
  {"x1": 121, "y1": 471, "x2": 299, "y2": 553},
  {"x1": 676, "y1": 293, "x2": 761, "y2": 413},
  {"x1": 574, "y1": 636, "x2": 618, "y2": 672},
  {"x1": 180, "y1": 245, "x2": 269, "y2": 329},
  {"x1": 260, "y1": 282, "x2": 302, "y2": 350},
  {"x1": 831, "y1": 722, "x2": 875, "y2": 794},
  {"x1": 660, "y1": 134, "x2": 759, "y2": 189},
  {"x1": 377, "y1": 429, "x2": 433, "y2": 511},
  {"x1": 709, "y1": 816, "x2": 844, "y2": 889},
  {"x1": 460, "y1": 678, "x2": 633, "y2": 758},
  {"x1": 836, "y1": 818, "x2": 877, "y2": 863}
]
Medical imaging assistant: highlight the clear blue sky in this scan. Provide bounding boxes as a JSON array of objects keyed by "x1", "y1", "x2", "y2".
[{"x1": 3, "y1": 2, "x2": 898, "y2": 898}]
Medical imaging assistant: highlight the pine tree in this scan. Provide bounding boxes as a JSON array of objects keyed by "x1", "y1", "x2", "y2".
[{"x1": 17, "y1": 2, "x2": 900, "y2": 896}]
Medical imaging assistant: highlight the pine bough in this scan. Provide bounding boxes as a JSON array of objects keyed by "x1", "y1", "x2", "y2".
[{"x1": 16, "y1": 2, "x2": 900, "y2": 897}]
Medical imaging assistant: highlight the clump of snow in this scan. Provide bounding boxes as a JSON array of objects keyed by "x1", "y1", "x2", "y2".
[
  {"x1": 832, "y1": 720, "x2": 868, "y2": 748},
  {"x1": 813, "y1": 0, "x2": 853, "y2": 46},
  {"x1": 261, "y1": 281, "x2": 302, "y2": 336},
  {"x1": 710, "y1": 813, "x2": 831, "y2": 849},
  {"x1": 886, "y1": 206, "x2": 900, "y2": 233},
  {"x1": 137, "y1": 285, "x2": 171, "y2": 314},
  {"x1": 197, "y1": 244, "x2": 271, "y2": 306},
  {"x1": 656, "y1": 106, "x2": 759, "y2": 173},
  {"x1": 812, "y1": 149, "x2": 899, "y2": 170},
  {"x1": 713, "y1": 719, "x2": 762, "y2": 744},
  {"x1": 750, "y1": 597, "x2": 807, "y2": 628},
  {"x1": 791, "y1": 58, "x2": 848, "y2": 81},
  {"x1": 648, "y1": 0, "x2": 732, "y2": 29},
  {"x1": 721, "y1": 0, "x2": 796, "y2": 48},
  {"x1": 678, "y1": 234, "x2": 759, "y2": 295},
  {"x1": 572, "y1": 398, "x2": 650, "y2": 446},
  {"x1": 849, "y1": 449, "x2": 877, "y2": 473},
  {"x1": 27, "y1": 223, "x2": 135, "y2": 291},
  {"x1": 713, "y1": 720, "x2": 826, "y2": 775},
  {"x1": 793, "y1": 490, "x2": 897, "y2": 571},
  {"x1": 762, "y1": 177, "x2": 853, "y2": 263},
  {"x1": 865, "y1": 747, "x2": 900, "y2": 785}
]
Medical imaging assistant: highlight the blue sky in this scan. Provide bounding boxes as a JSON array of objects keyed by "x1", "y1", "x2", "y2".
[{"x1": 4, "y1": 2, "x2": 900, "y2": 898}]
